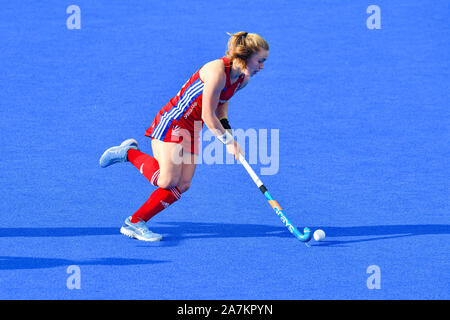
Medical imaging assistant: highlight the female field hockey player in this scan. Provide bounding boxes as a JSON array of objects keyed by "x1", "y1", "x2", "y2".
[{"x1": 99, "y1": 32, "x2": 269, "y2": 241}]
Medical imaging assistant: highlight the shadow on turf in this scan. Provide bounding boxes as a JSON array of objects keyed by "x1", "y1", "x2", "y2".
[
  {"x1": 0, "y1": 256, "x2": 168, "y2": 270},
  {"x1": 149, "y1": 222, "x2": 450, "y2": 247},
  {"x1": 0, "y1": 227, "x2": 118, "y2": 237},
  {"x1": 0, "y1": 224, "x2": 448, "y2": 247},
  {"x1": 307, "y1": 224, "x2": 450, "y2": 247}
]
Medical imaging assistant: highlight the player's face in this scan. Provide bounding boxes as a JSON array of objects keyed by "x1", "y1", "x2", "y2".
[{"x1": 246, "y1": 49, "x2": 269, "y2": 77}]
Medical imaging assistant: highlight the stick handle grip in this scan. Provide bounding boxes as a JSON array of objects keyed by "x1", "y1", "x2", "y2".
[{"x1": 238, "y1": 154, "x2": 263, "y2": 187}]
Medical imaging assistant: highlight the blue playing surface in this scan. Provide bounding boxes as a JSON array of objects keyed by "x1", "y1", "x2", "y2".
[{"x1": 0, "y1": 0, "x2": 448, "y2": 299}]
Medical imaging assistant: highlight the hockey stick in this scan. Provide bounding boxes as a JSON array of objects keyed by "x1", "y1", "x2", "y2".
[{"x1": 238, "y1": 154, "x2": 312, "y2": 243}]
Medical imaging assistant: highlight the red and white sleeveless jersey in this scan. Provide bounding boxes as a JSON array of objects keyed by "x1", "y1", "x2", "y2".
[{"x1": 146, "y1": 57, "x2": 245, "y2": 140}]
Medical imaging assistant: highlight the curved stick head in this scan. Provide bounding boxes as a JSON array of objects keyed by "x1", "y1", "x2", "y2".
[{"x1": 296, "y1": 227, "x2": 312, "y2": 242}]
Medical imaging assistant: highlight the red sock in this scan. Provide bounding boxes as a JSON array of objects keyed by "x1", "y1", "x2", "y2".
[
  {"x1": 127, "y1": 149, "x2": 160, "y2": 186},
  {"x1": 130, "y1": 187, "x2": 181, "y2": 223}
]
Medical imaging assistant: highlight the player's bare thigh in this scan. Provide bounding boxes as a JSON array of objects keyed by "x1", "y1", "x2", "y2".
[
  {"x1": 177, "y1": 152, "x2": 197, "y2": 193},
  {"x1": 151, "y1": 139, "x2": 197, "y2": 192},
  {"x1": 151, "y1": 138, "x2": 183, "y2": 189}
]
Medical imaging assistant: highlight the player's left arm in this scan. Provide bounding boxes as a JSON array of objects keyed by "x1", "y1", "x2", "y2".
[
  {"x1": 215, "y1": 101, "x2": 232, "y2": 133},
  {"x1": 215, "y1": 100, "x2": 229, "y2": 119}
]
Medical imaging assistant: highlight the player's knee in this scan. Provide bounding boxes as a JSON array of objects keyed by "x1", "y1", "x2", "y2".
[{"x1": 157, "y1": 175, "x2": 180, "y2": 190}]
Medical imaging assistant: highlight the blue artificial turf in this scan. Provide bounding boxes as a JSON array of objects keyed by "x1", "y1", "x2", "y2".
[{"x1": 0, "y1": 0, "x2": 448, "y2": 299}]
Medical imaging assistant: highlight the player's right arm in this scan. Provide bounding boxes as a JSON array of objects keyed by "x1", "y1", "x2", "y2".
[{"x1": 201, "y1": 60, "x2": 242, "y2": 160}]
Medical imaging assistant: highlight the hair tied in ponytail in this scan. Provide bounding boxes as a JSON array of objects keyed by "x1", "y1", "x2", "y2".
[{"x1": 225, "y1": 31, "x2": 269, "y2": 70}]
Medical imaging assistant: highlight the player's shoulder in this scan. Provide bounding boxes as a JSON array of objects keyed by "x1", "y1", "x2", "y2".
[
  {"x1": 202, "y1": 58, "x2": 225, "y2": 73},
  {"x1": 199, "y1": 58, "x2": 226, "y2": 84}
]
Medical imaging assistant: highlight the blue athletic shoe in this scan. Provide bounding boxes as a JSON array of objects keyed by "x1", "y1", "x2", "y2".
[
  {"x1": 99, "y1": 139, "x2": 139, "y2": 168},
  {"x1": 120, "y1": 138, "x2": 139, "y2": 149},
  {"x1": 120, "y1": 216, "x2": 163, "y2": 241}
]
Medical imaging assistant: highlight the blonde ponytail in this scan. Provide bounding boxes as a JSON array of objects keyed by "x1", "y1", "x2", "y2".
[{"x1": 225, "y1": 32, "x2": 269, "y2": 70}]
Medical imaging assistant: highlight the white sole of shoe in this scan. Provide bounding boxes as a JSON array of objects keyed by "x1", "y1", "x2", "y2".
[{"x1": 120, "y1": 226, "x2": 162, "y2": 242}]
